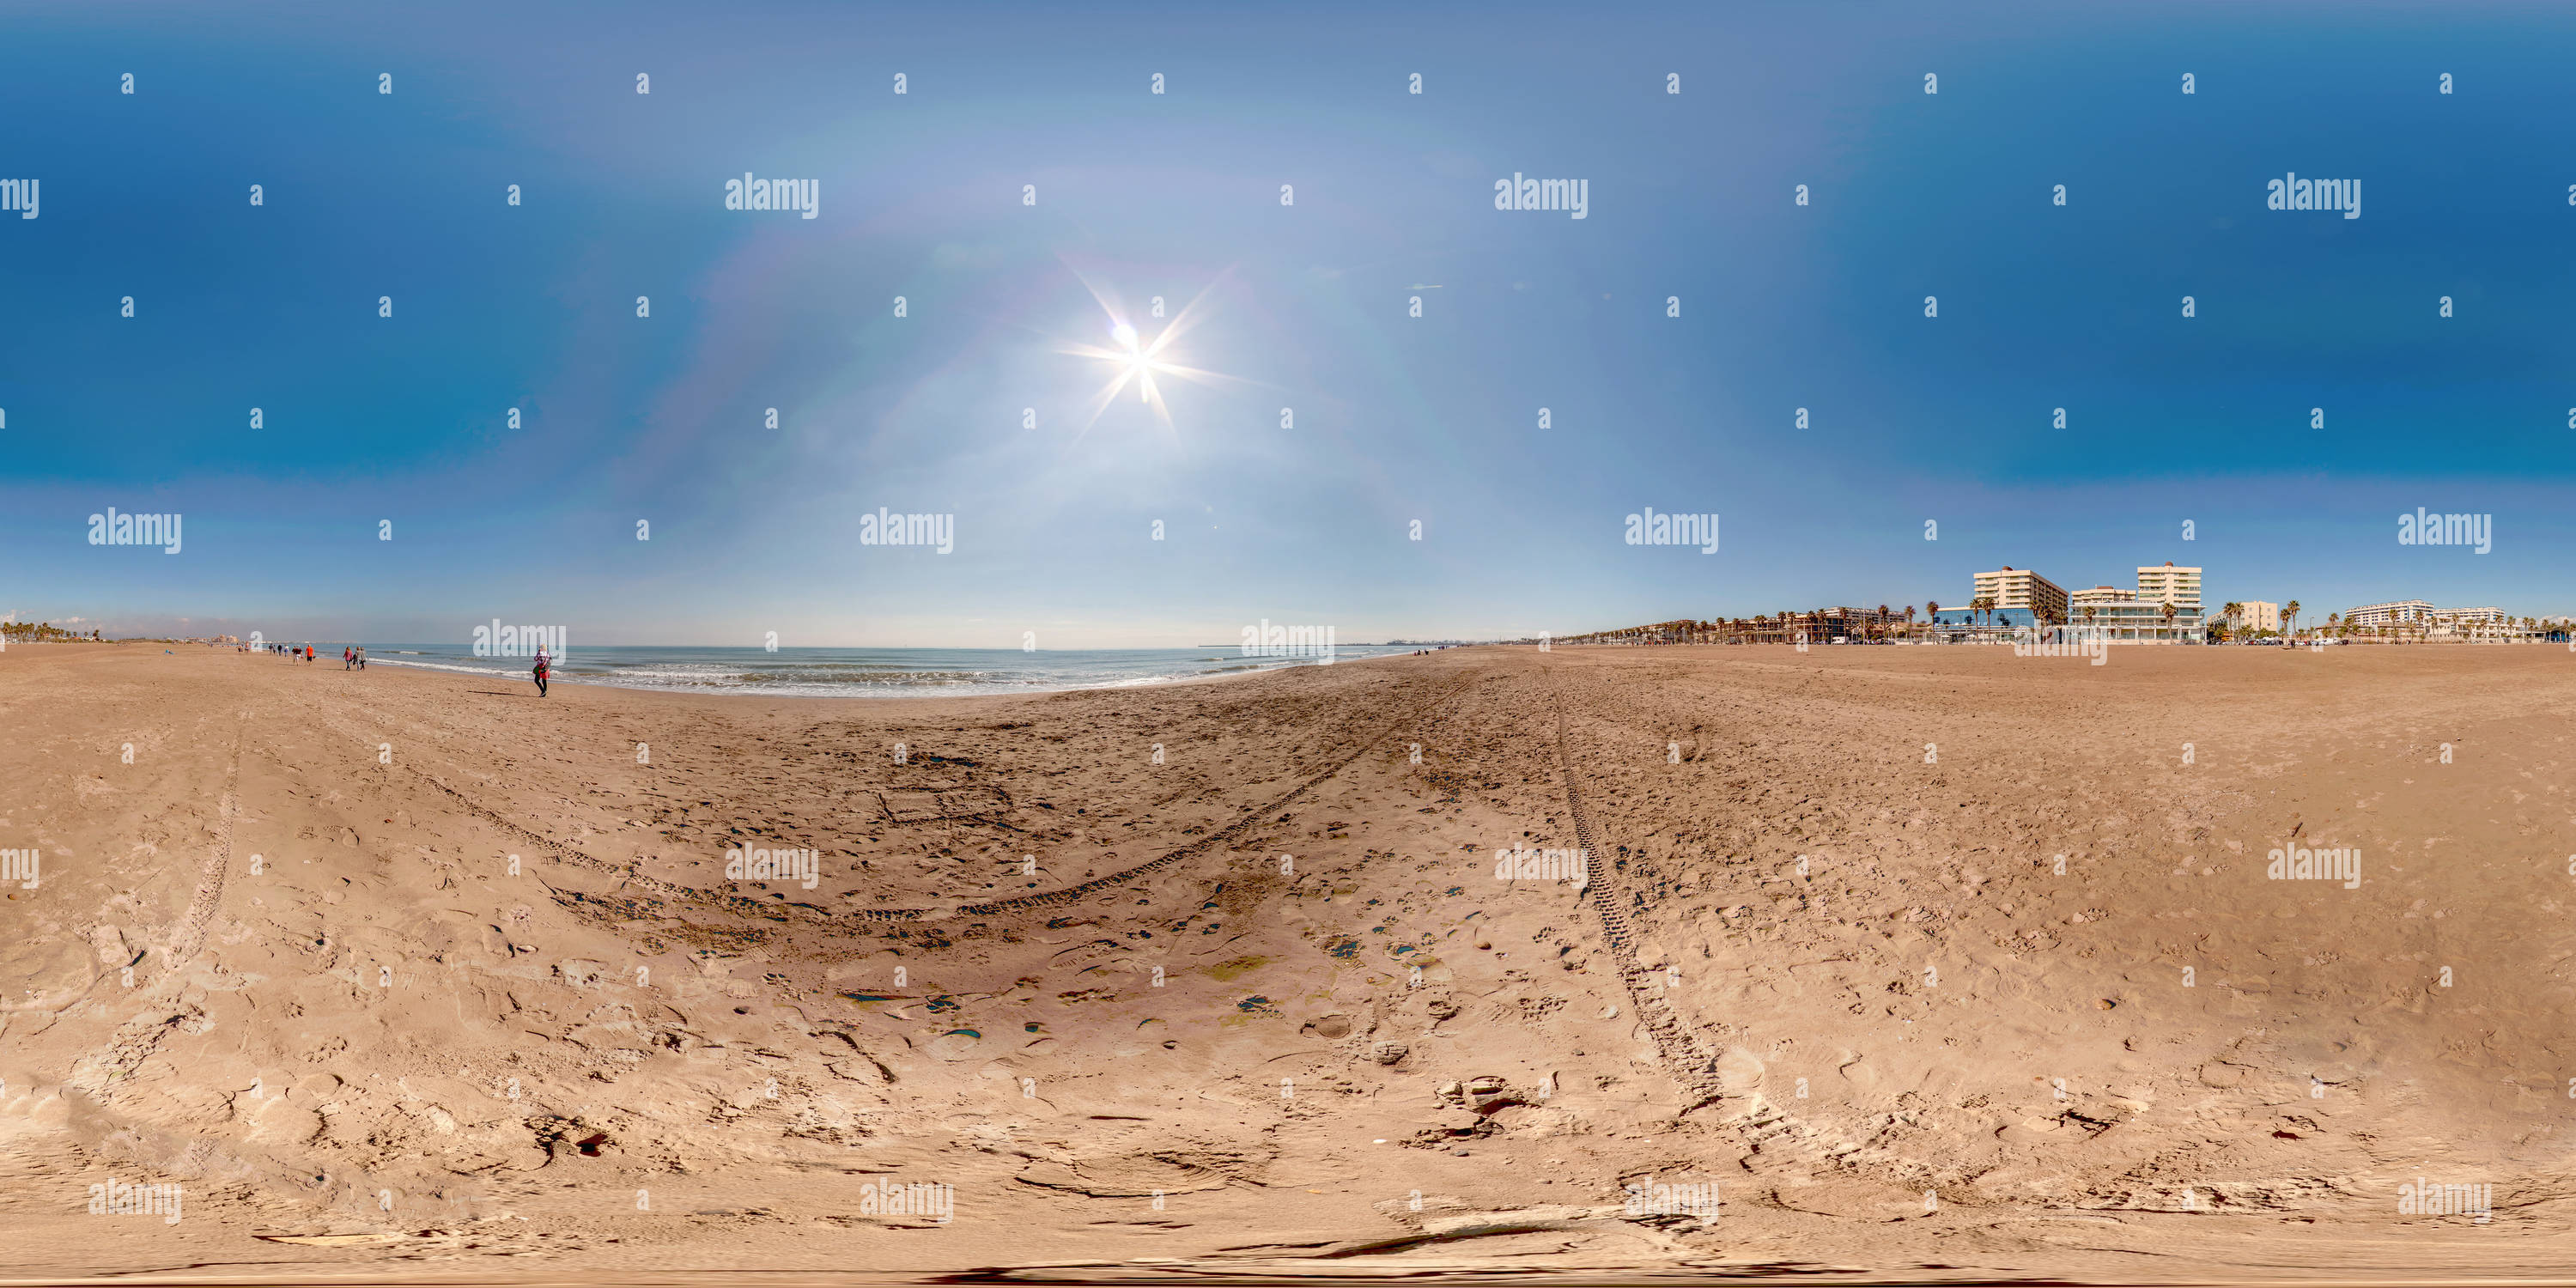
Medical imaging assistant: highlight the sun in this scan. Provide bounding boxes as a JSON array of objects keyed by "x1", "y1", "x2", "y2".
[
  {"x1": 1054, "y1": 270, "x2": 1246, "y2": 438},
  {"x1": 1067, "y1": 314, "x2": 1188, "y2": 418}
]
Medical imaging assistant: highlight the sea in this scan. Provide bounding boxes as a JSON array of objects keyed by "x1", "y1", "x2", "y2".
[{"x1": 355, "y1": 644, "x2": 1432, "y2": 698}]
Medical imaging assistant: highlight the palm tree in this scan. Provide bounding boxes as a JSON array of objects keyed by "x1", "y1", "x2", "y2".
[
  {"x1": 2285, "y1": 600, "x2": 2301, "y2": 641},
  {"x1": 2159, "y1": 599, "x2": 2178, "y2": 641}
]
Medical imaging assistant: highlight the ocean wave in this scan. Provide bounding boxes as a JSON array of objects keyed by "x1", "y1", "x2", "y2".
[
  {"x1": 725, "y1": 669, "x2": 1007, "y2": 686},
  {"x1": 368, "y1": 658, "x2": 527, "y2": 678}
]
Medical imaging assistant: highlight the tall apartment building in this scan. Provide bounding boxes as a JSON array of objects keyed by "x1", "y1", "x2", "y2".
[
  {"x1": 2069, "y1": 585, "x2": 2124, "y2": 607},
  {"x1": 2232, "y1": 600, "x2": 2281, "y2": 633},
  {"x1": 2137, "y1": 562, "x2": 2202, "y2": 605},
  {"x1": 1971, "y1": 567, "x2": 2068, "y2": 620}
]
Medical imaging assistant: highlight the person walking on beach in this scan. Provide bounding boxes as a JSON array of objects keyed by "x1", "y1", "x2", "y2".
[
  {"x1": 532, "y1": 647, "x2": 550, "y2": 697},
  {"x1": 343, "y1": 646, "x2": 354, "y2": 670}
]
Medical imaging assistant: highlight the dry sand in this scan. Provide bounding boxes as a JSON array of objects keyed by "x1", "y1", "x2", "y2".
[{"x1": 4, "y1": 641, "x2": 2575, "y2": 1284}]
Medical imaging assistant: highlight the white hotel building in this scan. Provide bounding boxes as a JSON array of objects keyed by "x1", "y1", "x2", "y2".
[{"x1": 2137, "y1": 562, "x2": 2202, "y2": 606}]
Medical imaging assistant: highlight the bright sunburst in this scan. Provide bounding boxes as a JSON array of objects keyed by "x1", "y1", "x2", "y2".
[{"x1": 1055, "y1": 270, "x2": 1244, "y2": 439}]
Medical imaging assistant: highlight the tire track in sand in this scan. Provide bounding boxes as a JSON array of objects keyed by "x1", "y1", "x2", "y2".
[
  {"x1": 312, "y1": 675, "x2": 1473, "y2": 931},
  {"x1": 1546, "y1": 663, "x2": 1729, "y2": 1113}
]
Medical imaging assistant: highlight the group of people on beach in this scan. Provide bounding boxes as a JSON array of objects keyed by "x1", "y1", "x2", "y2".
[
  {"x1": 233, "y1": 640, "x2": 552, "y2": 696},
  {"x1": 239, "y1": 641, "x2": 369, "y2": 668}
]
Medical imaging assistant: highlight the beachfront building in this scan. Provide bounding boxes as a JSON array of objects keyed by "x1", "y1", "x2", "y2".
[
  {"x1": 2231, "y1": 600, "x2": 2280, "y2": 634},
  {"x1": 2064, "y1": 598, "x2": 2205, "y2": 643},
  {"x1": 2341, "y1": 601, "x2": 2521, "y2": 641},
  {"x1": 2331, "y1": 604, "x2": 2539, "y2": 642},
  {"x1": 2343, "y1": 599, "x2": 2435, "y2": 632},
  {"x1": 2428, "y1": 605, "x2": 2508, "y2": 641},
  {"x1": 1560, "y1": 606, "x2": 1920, "y2": 647},
  {"x1": 2137, "y1": 562, "x2": 2202, "y2": 606},
  {"x1": 1971, "y1": 567, "x2": 2069, "y2": 622},
  {"x1": 2069, "y1": 585, "x2": 2125, "y2": 608},
  {"x1": 1707, "y1": 605, "x2": 1913, "y2": 645}
]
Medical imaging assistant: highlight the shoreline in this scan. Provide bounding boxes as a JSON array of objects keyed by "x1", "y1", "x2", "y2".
[
  {"x1": 357, "y1": 650, "x2": 1382, "y2": 700},
  {"x1": 330, "y1": 641, "x2": 1422, "y2": 701}
]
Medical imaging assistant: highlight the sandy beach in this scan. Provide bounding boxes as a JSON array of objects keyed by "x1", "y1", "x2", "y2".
[{"x1": 5, "y1": 641, "x2": 2575, "y2": 1282}]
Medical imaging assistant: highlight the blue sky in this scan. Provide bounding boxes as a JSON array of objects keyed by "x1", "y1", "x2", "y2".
[{"x1": 4, "y1": 0, "x2": 2573, "y2": 645}]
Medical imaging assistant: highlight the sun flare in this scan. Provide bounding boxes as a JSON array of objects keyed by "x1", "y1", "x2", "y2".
[{"x1": 1054, "y1": 270, "x2": 1248, "y2": 439}]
